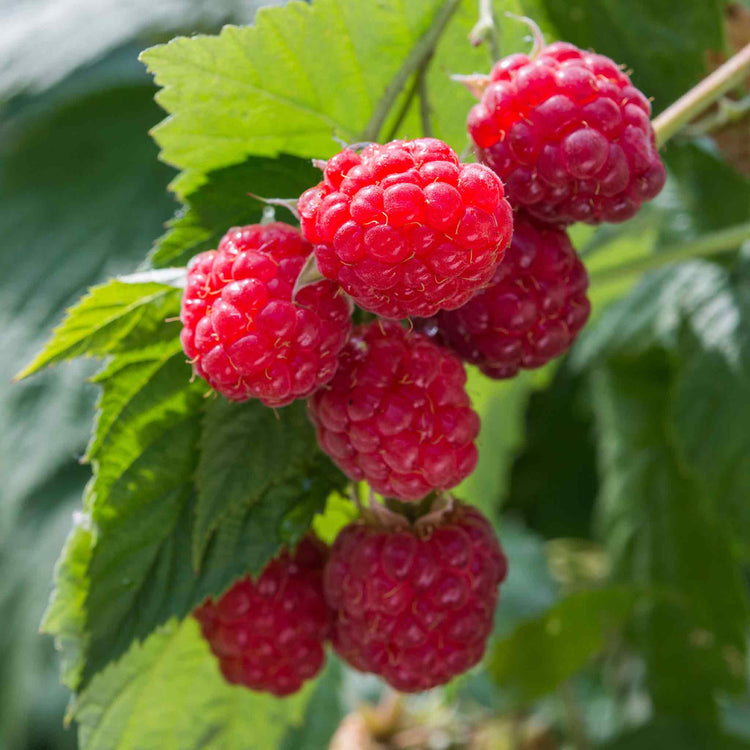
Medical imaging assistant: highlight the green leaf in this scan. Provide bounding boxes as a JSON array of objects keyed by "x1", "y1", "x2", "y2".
[
  {"x1": 0, "y1": 83, "x2": 175, "y2": 516},
  {"x1": 457, "y1": 368, "x2": 537, "y2": 520},
  {"x1": 44, "y1": 345, "x2": 346, "y2": 690},
  {"x1": 533, "y1": 0, "x2": 724, "y2": 111},
  {"x1": 600, "y1": 718, "x2": 750, "y2": 750},
  {"x1": 591, "y1": 357, "x2": 749, "y2": 722},
  {"x1": 488, "y1": 586, "x2": 637, "y2": 701},
  {"x1": 194, "y1": 398, "x2": 342, "y2": 568},
  {"x1": 151, "y1": 155, "x2": 319, "y2": 268},
  {"x1": 140, "y1": 0, "x2": 455, "y2": 197},
  {"x1": 505, "y1": 363, "x2": 597, "y2": 539},
  {"x1": 41, "y1": 521, "x2": 94, "y2": 692},
  {"x1": 312, "y1": 493, "x2": 359, "y2": 545},
  {"x1": 40, "y1": 344, "x2": 203, "y2": 688},
  {"x1": 279, "y1": 658, "x2": 345, "y2": 750},
  {"x1": 574, "y1": 259, "x2": 750, "y2": 552},
  {"x1": 16, "y1": 281, "x2": 181, "y2": 380},
  {"x1": 660, "y1": 142, "x2": 750, "y2": 243},
  {"x1": 75, "y1": 617, "x2": 316, "y2": 750}
]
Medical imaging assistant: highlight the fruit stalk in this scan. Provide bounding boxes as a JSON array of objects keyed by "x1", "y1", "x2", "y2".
[{"x1": 652, "y1": 42, "x2": 750, "y2": 147}]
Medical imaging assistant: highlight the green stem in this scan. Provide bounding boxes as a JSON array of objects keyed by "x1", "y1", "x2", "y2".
[
  {"x1": 360, "y1": 0, "x2": 462, "y2": 142},
  {"x1": 418, "y1": 64, "x2": 433, "y2": 137},
  {"x1": 590, "y1": 221, "x2": 750, "y2": 286},
  {"x1": 383, "y1": 67, "x2": 423, "y2": 142},
  {"x1": 652, "y1": 42, "x2": 750, "y2": 147}
]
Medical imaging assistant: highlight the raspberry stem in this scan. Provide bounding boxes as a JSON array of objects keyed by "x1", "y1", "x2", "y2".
[
  {"x1": 360, "y1": 0, "x2": 462, "y2": 142},
  {"x1": 652, "y1": 42, "x2": 750, "y2": 147},
  {"x1": 590, "y1": 221, "x2": 750, "y2": 286}
]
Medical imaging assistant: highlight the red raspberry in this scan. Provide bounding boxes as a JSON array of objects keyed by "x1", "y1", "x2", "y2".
[
  {"x1": 324, "y1": 502, "x2": 508, "y2": 692},
  {"x1": 194, "y1": 536, "x2": 331, "y2": 697},
  {"x1": 307, "y1": 322, "x2": 480, "y2": 502},
  {"x1": 180, "y1": 222, "x2": 351, "y2": 407},
  {"x1": 422, "y1": 214, "x2": 590, "y2": 378},
  {"x1": 467, "y1": 42, "x2": 666, "y2": 225},
  {"x1": 298, "y1": 138, "x2": 514, "y2": 319}
]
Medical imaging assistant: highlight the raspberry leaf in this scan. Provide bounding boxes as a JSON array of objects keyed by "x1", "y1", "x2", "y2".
[
  {"x1": 43, "y1": 344, "x2": 346, "y2": 691},
  {"x1": 591, "y1": 356, "x2": 749, "y2": 721},
  {"x1": 150, "y1": 155, "x2": 320, "y2": 268},
  {"x1": 574, "y1": 258, "x2": 750, "y2": 550},
  {"x1": 140, "y1": 0, "x2": 460, "y2": 197},
  {"x1": 504, "y1": 365, "x2": 597, "y2": 539},
  {"x1": 16, "y1": 281, "x2": 182, "y2": 380},
  {"x1": 193, "y1": 399, "x2": 345, "y2": 570},
  {"x1": 488, "y1": 586, "x2": 638, "y2": 701},
  {"x1": 74, "y1": 618, "x2": 317, "y2": 750}
]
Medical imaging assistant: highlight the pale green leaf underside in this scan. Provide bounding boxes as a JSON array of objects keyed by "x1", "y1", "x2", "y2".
[{"x1": 76, "y1": 618, "x2": 314, "y2": 750}]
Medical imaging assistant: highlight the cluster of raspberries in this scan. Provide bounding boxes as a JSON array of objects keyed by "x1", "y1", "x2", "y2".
[
  {"x1": 197, "y1": 501, "x2": 508, "y2": 695},
  {"x1": 183, "y1": 39, "x2": 664, "y2": 694}
]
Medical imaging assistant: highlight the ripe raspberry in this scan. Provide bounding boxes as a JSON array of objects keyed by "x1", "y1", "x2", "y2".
[
  {"x1": 422, "y1": 214, "x2": 590, "y2": 378},
  {"x1": 180, "y1": 222, "x2": 351, "y2": 407},
  {"x1": 467, "y1": 42, "x2": 666, "y2": 225},
  {"x1": 298, "y1": 138, "x2": 514, "y2": 319},
  {"x1": 308, "y1": 322, "x2": 480, "y2": 502},
  {"x1": 194, "y1": 536, "x2": 330, "y2": 697},
  {"x1": 324, "y1": 501, "x2": 508, "y2": 692}
]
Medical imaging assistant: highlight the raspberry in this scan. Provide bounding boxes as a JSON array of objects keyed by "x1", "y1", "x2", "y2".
[
  {"x1": 421, "y1": 214, "x2": 590, "y2": 378},
  {"x1": 307, "y1": 321, "x2": 480, "y2": 502},
  {"x1": 467, "y1": 42, "x2": 666, "y2": 225},
  {"x1": 180, "y1": 222, "x2": 351, "y2": 407},
  {"x1": 298, "y1": 138, "x2": 514, "y2": 319},
  {"x1": 194, "y1": 536, "x2": 331, "y2": 697},
  {"x1": 324, "y1": 501, "x2": 508, "y2": 692}
]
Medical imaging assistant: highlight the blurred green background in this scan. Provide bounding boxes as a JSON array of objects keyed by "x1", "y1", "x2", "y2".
[{"x1": 1, "y1": 1, "x2": 748, "y2": 748}]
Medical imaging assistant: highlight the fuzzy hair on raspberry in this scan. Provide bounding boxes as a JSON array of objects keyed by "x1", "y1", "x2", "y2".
[
  {"x1": 324, "y1": 500, "x2": 508, "y2": 692},
  {"x1": 180, "y1": 222, "x2": 351, "y2": 407},
  {"x1": 421, "y1": 212, "x2": 590, "y2": 377},
  {"x1": 467, "y1": 42, "x2": 666, "y2": 225},
  {"x1": 298, "y1": 138, "x2": 514, "y2": 319},
  {"x1": 308, "y1": 321, "x2": 480, "y2": 502},
  {"x1": 195, "y1": 535, "x2": 331, "y2": 697}
]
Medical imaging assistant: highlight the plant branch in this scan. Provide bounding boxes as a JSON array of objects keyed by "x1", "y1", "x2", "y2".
[
  {"x1": 418, "y1": 64, "x2": 433, "y2": 137},
  {"x1": 360, "y1": 0, "x2": 462, "y2": 142},
  {"x1": 590, "y1": 221, "x2": 750, "y2": 286},
  {"x1": 652, "y1": 42, "x2": 750, "y2": 147},
  {"x1": 384, "y1": 68, "x2": 422, "y2": 142}
]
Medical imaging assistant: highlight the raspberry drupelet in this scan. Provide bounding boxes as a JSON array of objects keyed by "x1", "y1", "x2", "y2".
[
  {"x1": 298, "y1": 138, "x2": 514, "y2": 319},
  {"x1": 324, "y1": 501, "x2": 508, "y2": 692},
  {"x1": 180, "y1": 222, "x2": 351, "y2": 407},
  {"x1": 421, "y1": 213, "x2": 590, "y2": 378},
  {"x1": 307, "y1": 321, "x2": 480, "y2": 502},
  {"x1": 194, "y1": 535, "x2": 331, "y2": 697},
  {"x1": 467, "y1": 42, "x2": 666, "y2": 225}
]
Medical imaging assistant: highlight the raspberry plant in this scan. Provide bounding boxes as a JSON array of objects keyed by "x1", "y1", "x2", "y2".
[{"x1": 5, "y1": 1, "x2": 750, "y2": 748}]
